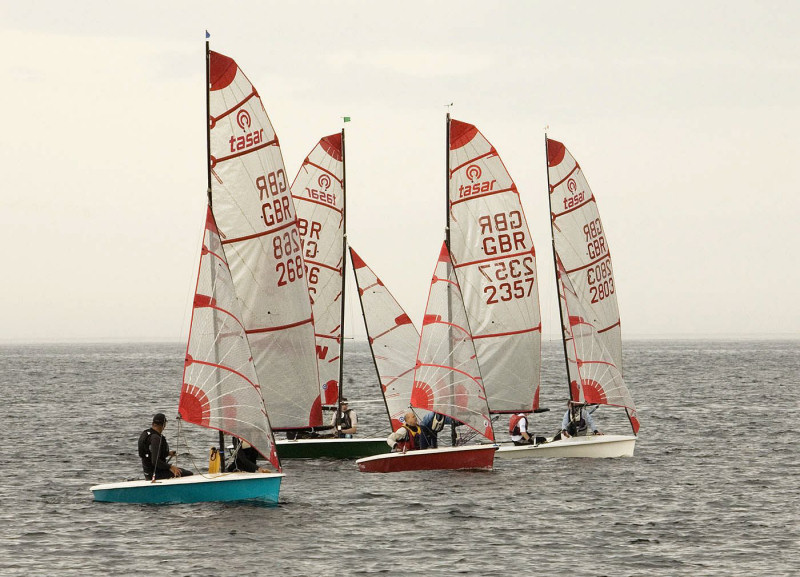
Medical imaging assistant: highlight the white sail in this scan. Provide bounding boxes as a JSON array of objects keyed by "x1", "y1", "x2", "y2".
[
  {"x1": 412, "y1": 243, "x2": 495, "y2": 442},
  {"x1": 208, "y1": 51, "x2": 322, "y2": 430},
  {"x1": 291, "y1": 133, "x2": 345, "y2": 407},
  {"x1": 350, "y1": 247, "x2": 419, "y2": 431},
  {"x1": 547, "y1": 138, "x2": 638, "y2": 433},
  {"x1": 547, "y1": 138, "x2": 622, "y2": 370},
  {"x1": 179, "y1": 208, "x2": 281, "y2": 470},
  {"x1": 448, "y1": 118, "x2": 541, "y2": 413}
]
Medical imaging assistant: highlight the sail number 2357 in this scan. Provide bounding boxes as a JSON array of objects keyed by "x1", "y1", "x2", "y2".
[{"x1": 478, "y1": 256, "x2": 536, "y2": 305}]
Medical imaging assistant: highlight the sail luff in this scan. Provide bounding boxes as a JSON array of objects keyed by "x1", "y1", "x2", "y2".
[
  {"x1": 336, "y1": 128, "x2": 348, "y2": 419},
  {"x1": 546, "y1": 135, "x2": 575, "y2": 403}
]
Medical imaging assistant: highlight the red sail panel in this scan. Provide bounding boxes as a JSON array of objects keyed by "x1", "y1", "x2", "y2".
[{"x1": 208, "y1": 51, "x2": 322, "y2": 429}]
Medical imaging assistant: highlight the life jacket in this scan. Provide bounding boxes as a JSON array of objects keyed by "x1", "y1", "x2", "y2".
[
  {"x1": 334, "y1": 408, "x2": 353, "y2": 430},
  {"x1": 567, "y1": 409, "x2": 587, "y2": 435},
  {"x1": 396, "y1": 424, "x2": 422, "y2": 452},
  {"x1": 509, "y1": 414, "x2": 526, "y2": 436},
  {"x1": 138, "y1": 429, "x2": 154, "y2": 459}
]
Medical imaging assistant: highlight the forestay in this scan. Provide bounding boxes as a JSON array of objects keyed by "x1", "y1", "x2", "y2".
[
  {"x1": 291, "y1": 134, "x2": 345, "y2": 406},
  {"x1": 448, "y1": 118, "x2": 541, "y2": 413},
  {"x1": 411, "y1": 243, "x2": 495, "y2": 442},
  {"x1": 208, "y1": 51, "x2": 321, "y2": 430},
  {"x1": 350, "y1": 247, "x2": 419, "y2": 431},
  {"x1": 179, "y1": 208, "x2": 281, "y2": 470}
]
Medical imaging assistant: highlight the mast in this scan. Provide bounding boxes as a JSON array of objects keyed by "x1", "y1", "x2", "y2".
[
  {"x1": 445, "y1": 114, "x2": 457, "y2": 446},
  {"x1": 205, "y1": 39, "x2": 225, "y2": 470},
  {"x1": 335, "y1": 128, "x2": 348, "y2": 431},
  {"x1": 545, "y1": 134, "x2": 574, "y2": 408}
]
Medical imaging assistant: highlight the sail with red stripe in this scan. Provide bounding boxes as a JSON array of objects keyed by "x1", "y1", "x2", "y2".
[
  {"x1": 547, "y1": 138, "x2": 638, "y2": 433},
  {"x1": 448, "y1": 118, "x2": 541, "y2": 413},
  {"x1": 350, "y1": 247, "x2": 419, "y2": 431},
  {"x1": 208, "y1": 51, "x2": 321, "y2": 430},
  {"x1": 179, "y1": 208, "x2": 281, "y2": 470},
  {"x1": 291, "y1": 133, "x2": 346, "y2": 407},
  {"x1": 412, "y1": 243, "x2": 495, "y2": 442}
]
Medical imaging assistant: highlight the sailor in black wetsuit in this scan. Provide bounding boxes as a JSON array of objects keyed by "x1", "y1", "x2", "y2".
[{"x1": 137, "y1": 413, "x2": 193, "y2": 480}]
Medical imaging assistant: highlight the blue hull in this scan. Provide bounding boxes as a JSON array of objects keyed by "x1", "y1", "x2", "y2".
[{"x1": 91, "y1": 472, "x2": 283, "y2": 505}]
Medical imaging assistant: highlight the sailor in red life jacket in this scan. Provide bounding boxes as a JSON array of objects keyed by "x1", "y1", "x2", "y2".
[
  {"x1": 387, "y1": 410, "x2": 423, "y2": 452},
  {"x1": 509, "y1": 413, "x2": 534, "y2": 446}
]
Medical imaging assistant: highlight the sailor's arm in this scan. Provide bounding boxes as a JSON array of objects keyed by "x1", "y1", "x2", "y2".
[{"x1": 387, "y1": 427, "x2": 408, "y2": 448}]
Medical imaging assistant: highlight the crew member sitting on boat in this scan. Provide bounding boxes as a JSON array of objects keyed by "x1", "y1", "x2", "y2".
[
  {"x1": 387, "y1": 410, "x2": 422, "y2": 452},
  {"x1": 331, "y1": 398, "x2": 357, "y2": 438},
  {"x1": 558, "y1": 402, "x2": 602, "y2": 438},
  {"x1": 138, "y1": 413, "x2": 193, "y2": 480},
  {"x1": 226, "y1": 437, "x2": 271, "y2": 473}
]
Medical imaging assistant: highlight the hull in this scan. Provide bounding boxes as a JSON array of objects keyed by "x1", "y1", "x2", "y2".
[
  {"x1": 356, "y1": 445, "x2": 497, "y2": 473},
  {"x1": 495, "y1": 434, "x2": 636, "y2": 459},
  {"x1": 90, "y1": 472, "x2": 284, "y2": 504},
  {"x1": 276, "y1": 437, "x2": 391, "y2": 459}
]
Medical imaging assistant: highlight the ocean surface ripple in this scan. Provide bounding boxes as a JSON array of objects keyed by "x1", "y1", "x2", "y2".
[{"x1": 1, "y1": 340, "x2": 797, "y2": 576}]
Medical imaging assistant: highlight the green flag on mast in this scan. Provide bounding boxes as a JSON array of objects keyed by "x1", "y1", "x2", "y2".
[{"x1": 342, "y1": 116, "x2": 351, "y2": 123}]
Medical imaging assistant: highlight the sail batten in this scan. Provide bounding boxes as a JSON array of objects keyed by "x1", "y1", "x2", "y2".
[{"x1": 448, "y1": 118, "x2": 542, "y2": 413}]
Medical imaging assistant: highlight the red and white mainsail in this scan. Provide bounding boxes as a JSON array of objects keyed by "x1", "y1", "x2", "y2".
[
  {"x1": 411, "y1": 243, "x2": 495, "y2": 442},
  {"x1": 350, "y1": 247, "x2": 419, "y2": 431},
  {"x1": 547, "y1": 138, "x2": 638, "y2": 433},
  {"x1": 448, "y1": 118, "x2": 541, "y2": 413},
  {"x1": 291, "y1": 133, "x2": 345, "y2": 407},
  {"x1": 208, "y1": 51, "x2": 322, "y2": 430},
  {"x1": 179, "y1": 208, "x2": 281, "y2": 470}
]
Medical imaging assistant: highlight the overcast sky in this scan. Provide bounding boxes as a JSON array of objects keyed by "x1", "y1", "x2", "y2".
[{"x1": 2, "y1": 1, "x2": 798, "y2": 342}]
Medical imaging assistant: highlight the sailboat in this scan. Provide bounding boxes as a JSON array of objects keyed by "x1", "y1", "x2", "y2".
[
  {"x1": 446, "y1": 117, "x2": 636, "y2": 457},
  {"x1": 355, "y1": 243, "x2": 497, "y2": 473},
  {"x1": 275, "y1": 131, "x2": 389, "y2": 459},
  {"x1": 91, "y1": 44, "x2": 313, "y2": 502}
]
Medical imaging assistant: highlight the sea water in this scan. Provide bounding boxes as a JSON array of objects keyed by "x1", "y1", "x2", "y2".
[{"x1": 0, "y1": 339, "x2": 797, "y2": 576}]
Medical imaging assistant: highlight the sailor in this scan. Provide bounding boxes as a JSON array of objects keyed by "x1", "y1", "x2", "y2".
[
  {"x1": 137, "y1": 413, "x2": 193, "y2": 480},
  {"x1": 330, "y1": 398, "x2": 358, "y2": 438},
  {"x1": 386, "y1": 410, "x2": 422, "y2": 452},
  {"x1": 226, "y1": 437, "x2": 270, "y2": 473},
  {"x1": 509, "y1": 413, "x2": 534, "y2": 445},
  {"x1": 419, "y1": 411, "x2": 458, "y2": 449},
  {"x1": 559, "y1": 401, "x2": 602, "y2": 438}
]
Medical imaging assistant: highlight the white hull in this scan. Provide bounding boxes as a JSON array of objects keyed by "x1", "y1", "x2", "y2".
[{"x1": 495, "y1": 434, "x2": 636, "y2": 459}]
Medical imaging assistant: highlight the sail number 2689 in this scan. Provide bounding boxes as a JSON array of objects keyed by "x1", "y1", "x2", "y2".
[{"x1": 273, "y1": 229, "x2": 304, "y2": 287}]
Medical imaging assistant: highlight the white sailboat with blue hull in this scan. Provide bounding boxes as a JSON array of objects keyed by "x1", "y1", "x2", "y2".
[{"x1": 91, "y1": 44, "x2": 297, "y2": 504}]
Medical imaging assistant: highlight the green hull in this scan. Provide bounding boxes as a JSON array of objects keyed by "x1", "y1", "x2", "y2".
[{"x1": 276, "y1": 438, "x2": 390, "y2": 459}]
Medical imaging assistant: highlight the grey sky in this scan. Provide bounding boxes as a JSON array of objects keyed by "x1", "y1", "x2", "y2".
[{"x1": 2, "y1": 1, "x2": 798, "y2": 342}]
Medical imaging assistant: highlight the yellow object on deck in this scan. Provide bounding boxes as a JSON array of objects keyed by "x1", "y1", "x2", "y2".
[{"x1": 208, "y1": 447, "x2": 221, "y2": 474}]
